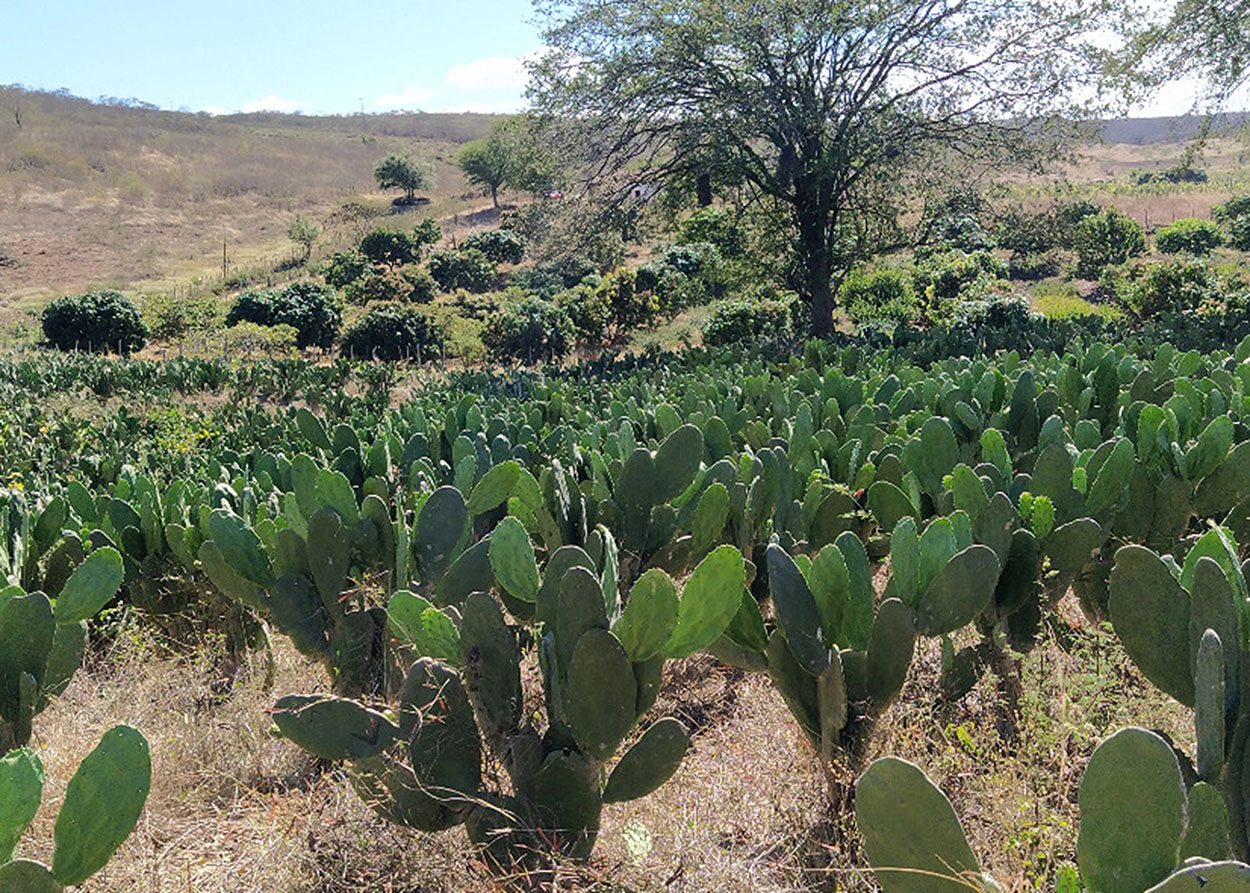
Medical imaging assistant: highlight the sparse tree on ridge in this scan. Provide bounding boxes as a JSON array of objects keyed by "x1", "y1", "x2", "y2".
[
  {"x1": 458, "y1": 136, "x2": 512, "y2": 208},
  {"x1": 529, "y1": 0, "x2": 1121, "y2": 336},
  {"x1": 374, "y1": 154, "x2": 433, "y2": 204}
]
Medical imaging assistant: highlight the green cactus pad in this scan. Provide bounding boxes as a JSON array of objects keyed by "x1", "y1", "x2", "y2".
[
  {"x1": 564, "y1": 628, "x2": 637, "y2": 761},
  {"x1": 0, "y1": 860, "x2": 61, "y2": 893},
  {"x1": 206, "y1": 511, "x2": 274, "y2": 588},
  {"x1": 1196, "y1": 629, "x2": 1226, "y2": 783},
  {"x1": 488, "y1": 517, "x2": 540, "y2": 603},
  {"x1": 459, "y1": 593, "x2": 522, "y2": 742},
  {"x1": 403, "y1": 659, "x2": 481, "y2": 802},
  {"x1": 466, "y1": 460, "x2": 522, "y2": 515},
  {"x1": 1186, "y1": 415, "x2": 1234, "y2": 481},
  {"x1": 273, "y1": 527, "x2": 310, "y2": 579},
  {"x1": 535, "y1": 545, "x2": 596, "y2": 627},
  {"x1": 271, "y1": 695, "x2": 399, "y2": 760},
  {"x1": 1195, "y1": 440, "x2": 1250, "y2": 517},
  {"x1": 1077, "y1": 727, "x2": 1186, "y2": 893},
  {"x1": 1109, "y1": 545, "x2": 1195, "y2": 707},
  {"x1": 914, "y1": 545, "x2": 1000, "y2": 637},
  {"x1": 1086, "y1": 437, "x2": 1135, "y2": 516},
  {"x1": 306, "y1": 508, "x2": 352, "y2": 615},
  {"x1": 691, "y1": 483, "x2": 730, "y2": 554},
  {"x1": 836, "y1": 532, "x2": 875, "y2": 651},
  {"x1": 1045, "y1": 519, "x2": 1104, "y2": 575},
  {"x1": 766, "y1": 543, "x2": 829, "y2": 676},
  {"x1": 612, "y1": 569, "x2": 679, "y2": 662},
  {"x1": 665, "y1": 545, "x2": 746, "y2": 659},
  {"x1": 1180, "y1": 781, "x2": 1231, "y2": 862},
  {"x1": 555, "y1": 567, "x2": 610, "y2": 673},
  {"x1": 52, "y1": 547, "x2": 124, "y2": 625},
  {"x1": 0, "y1": 591, "x2": 55, "y2": 722},
  {"x1": 807, "y1": 544, "x2": 849, "y2": 646},
  {"x1": 654, "y1": 424, "x2": 704, "y2": 501},
  {"x1": 855, "y1": 756, "x2": 980, "y2": 893},
  {"x1": 349, "y1": 754, "x2": 461, "y2": 832},
  {"x1": 1190, "y1": 558, "x2": 1240, "y2": 706},
  {"x1": 1145, "y1": 861, "x2": 1250, "y2": 890},
  {"x1": 866, "y1": 598, "x2": 915, "y2": 709},
  {"x1": 388, "y1": 591, "x2": 460, "y2": 663},
  {"x1": 633, "y1": 655, "x2": 665, "y2": 718},
  {"x1": 435, "y1": 537, "x2": 494, "y2": 608},
  {"x1": 603, "y1": 717, "x2": 690, "y2": 803},
  {"x1": 529, "y1": 750, "x2": 603, "y2": 861},
  {"x1": 0, "y1": 746, "x2": 43, "y2": 862},
  {"x1": 766, "y1": 629, "x2": 820, "y2": 743},
  {"x1": 36, "y1": 619, "x2": 87, "y2": 712},
  {"x1": 867, "y1": 480, "x2": 917, "y2": 533},
  {"x1": 269, "y1": 574, "x2": 329, "y2": 657},
  {"x1": 817, "y1": 651, "x2": 847, "y2": 759},
  {"x1": 315, "y1": 468, "x2": 359, "y2": 526},
  {"x1": 51, "y1": 724, "x2": 151, "y2": 887},
  {"x1": 414, "y1": 487, "x2": 468, "y2": 581}
]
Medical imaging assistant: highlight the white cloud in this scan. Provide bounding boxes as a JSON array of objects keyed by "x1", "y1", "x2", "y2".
[
  {"x1": 373, "y1": 86, "x2": 439, "y2": 108},
  {"x1": 445, "y1": 55, "x2": 531, "y2": 92},
  {"x1": 240, "y1": 94, "x2": 299, "y2": 113},
  {"x1": 201, "y1": 105, "x2": 228, "y2": 116},
  {"x1": 428, "y1": 98, "x2": 526, "y2": 115}
]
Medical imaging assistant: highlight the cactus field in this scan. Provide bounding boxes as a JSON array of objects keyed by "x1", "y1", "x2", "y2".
[{"x1": 6, "y1": 331, "x2": 1250, "y2": 889}]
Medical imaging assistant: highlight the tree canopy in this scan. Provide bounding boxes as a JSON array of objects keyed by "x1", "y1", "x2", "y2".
[
  {"x1": 373, "y1": 154, "x2": 433, "y2": 204},
  {"x1": 529, "y1": 0, "x2": 1116, "y2": 335}
]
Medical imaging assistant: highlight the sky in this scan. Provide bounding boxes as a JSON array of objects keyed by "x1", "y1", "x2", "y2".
[
  {"x1": 2, "y1": 0, "x2": 546, "y2": 115},
  {"x1": 0, "y1": 0, "x2": 1241, "y2": 119}
]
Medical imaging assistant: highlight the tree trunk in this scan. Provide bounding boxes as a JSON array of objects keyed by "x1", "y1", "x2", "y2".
[
  {"x1": 491, "y1": 184, "x2": 500, "y2": 209},
  {"x1": 798, "y1": 211, "x2": 834, "y2": 337}
]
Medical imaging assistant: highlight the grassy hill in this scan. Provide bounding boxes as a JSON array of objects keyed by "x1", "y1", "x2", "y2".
[
  {"x1": 0, "y1": 86, "x2": 498, "y2": 305},
  {"x1": 3, "y1": 86, "x2": 1250, "y2": 311}
]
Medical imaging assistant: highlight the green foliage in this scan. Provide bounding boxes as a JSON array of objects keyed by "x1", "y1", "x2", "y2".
[
  {"x1": 702, "y1": 291, "x2": 796, "y2": 346},
  {"x1": 458, "y1": 137, "x2": 513, "y2": 207},
  {"x1": 556, "y1": 284, "x2": 613, "y2": 344},
  {"x1": 1075, "y1": 208, "x2": 1146, "y2": 279},
  {"x1": 359, "y1": 229, "x2": 423, "y2": 267},
  {"x1": 676, "y1": 207, "x2": 747, "y2": 257},
  {"x1": 481, "y1": 297, "x2": 575, "y2": 364},
  {"x1": 225, "y1": 282, "x2": 342, "y2": 349},
  {"x1": 925, "y1": 188, "x2": 995, "y2": 252},
  {"x1": 428, "y1": 249, "x2": 498, "y2": 293},
  {"x1": 1213, "y1": 196, "x2": 1250, "y2": 251},
  {"x1": 373, "y1": 154, "x2": 433, "y2": 203},
  {"x1": 344, "y1": 265, "x2": 437, "y2": 306},
  {"x1": 340, "y1": 303, "x2": 447, "y2": 361},
  {"x1": 911, "y1": 249, "x2": 1010, "y2": 322},
  {"x1": 1033, "y1": 289, "x2": 1123, "y2": 322},
  {"x1": 1155, "y1": 217, "x2": 1224, "y2": 256},
  {"x1": 841, "y1": 268, "x2": 917, "y2": 326},
  {"x1": 41, "y1": 289, "x2": 148, "y2": 355},
  {"x1": 1119, "y1": 260, "x2": 1221, "y2": 318},
  {"x1": 597, "y1": 269, "x2": 659, "y2": 331},
  {"x1": 142, "y1": 292, "x2": 220, "y2": 341},
  {"x1": 286, "y1": 215, "x2": 319, "y2": 261},
  {"x1": 460, "y1": 229, "x2": 525, "y2": 265},
  {"x1": 323, "y1": 251, "x2": 371, "y2": 289}
]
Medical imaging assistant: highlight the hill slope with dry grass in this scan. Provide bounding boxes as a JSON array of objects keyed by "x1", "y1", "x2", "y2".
[{"x1": 0, "y1": 87, "x2": 497, "y2": 303}]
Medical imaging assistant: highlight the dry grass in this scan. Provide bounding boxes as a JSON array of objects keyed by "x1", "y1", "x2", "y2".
[{"x1": 12, "y1": 588, "x2": 1189, "y2": 893}]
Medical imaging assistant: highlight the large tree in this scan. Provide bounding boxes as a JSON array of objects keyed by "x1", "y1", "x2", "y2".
[
  {"x1": 374, "y1": 154, "x2": 433, "y2": 204},
  {"x1": 529, "y1": 0, "x2": 1116, "y2": 335}
]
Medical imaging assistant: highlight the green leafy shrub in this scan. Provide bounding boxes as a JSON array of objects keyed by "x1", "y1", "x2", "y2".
[
  {"x1": 1155, "y1": 217, "x2": 1224, "y2": 256},
  {"x1": 1075, "y1": 208, "x2": 1146, "y2": 278},
  {"x1": 996, "y1": 199, "x2": 1098, "y2": 256},
  {"x1": 142, "y1": 292, "x2": 220, "y2": 341},
  {"x1": 597, "y1": 268, "x2": 659, "y2": 331},
  {"x1": 359, "y1": 229, "x2": 423, "y2": 267},
  {"x1": 42, "y1": 289, "x2": 148, "y2": 354},
  {"x1": 912, "y1": 249, "x2": 1009, "y2": 321},
  {"x1": 702, "y1": 291, "x2": 796, "y2": 346},
  {"x1": 428, "y1": 249, "x2": 498, "y2": 293},
  {"x1": 551, "y1": 256, "x2": 598, "y2": 288},
  {"x1": 676, "y1": 207, "x2": 748, "y2": 257},
  {"x1": 225, "y1": 282, "x2": 342, "y2": 349},
  {"x1": 221, "y1": 321, "x2": 299, "y2": 355},
  {"x1": 841, "y1": 269, "x2": 917, "y2": 326},
  {"x1": 340, "y1": 303, "x2": 447, "y2": 361},
  {"x1": 1119, "y1": 260, "x2": 1221, "y2": 318},
  {"x1": 509, "y1": 266, "x2": 567, "y2": 299},
  {"x1": 1213, "y1": 195, "x2": 1250, "y2": 251},
  {"x1": 344, "y1": 265, "x2": 437, "y2": 305},
  {"x1": 482, "y1": 296, "x2": 575, "y2": 363},
  {"x1": 460, "y1": 230, "x2": 525, "y2": 264},
  {"x1": 1032, "y1": 287, "x2": 1123, "y2": 321},
  {"x1": 324, "y1": 251, "x2": 371, "y2": 288},
  {"x1": 926, "y1": 189, "x2": 995, "y2": 251},
  {"x1": 1006, "y1": 251, "x2": 1062, "y2": 281},
  {"x1": 556, "y1": 284, "x2": 613, "y2": 344}
]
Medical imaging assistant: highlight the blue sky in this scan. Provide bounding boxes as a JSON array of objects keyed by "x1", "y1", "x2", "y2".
[
  {"x1": 0, "y1": 1, "x2": 1237, "y2": 118},
  {"x1": 2, "y1": 0, "x2": 545, "y2": 115}
]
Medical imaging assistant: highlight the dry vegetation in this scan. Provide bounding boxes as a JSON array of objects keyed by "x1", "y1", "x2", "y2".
[
  {"x1": 0, "y1": 87, "x2": 497, "y2": 305},
  {"x1": 17, "y1": 580, "x2": 1186, "y2": 892}
]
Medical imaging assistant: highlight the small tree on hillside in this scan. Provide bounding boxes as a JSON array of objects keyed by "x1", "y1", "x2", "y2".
[
  {"x1": 374, "y1": 154, "x2": 433, "y2": 204},
  {"x1": 458, "y1": 137, "x2": 512, "y2": 208},
  {"x1": 287, "y1": 215, "x2": 319, "y2": 262}
]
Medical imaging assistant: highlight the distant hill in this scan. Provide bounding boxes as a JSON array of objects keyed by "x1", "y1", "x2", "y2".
[{"x1": 1, "y1": 85, "x2": 1246, "y2": 303}]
